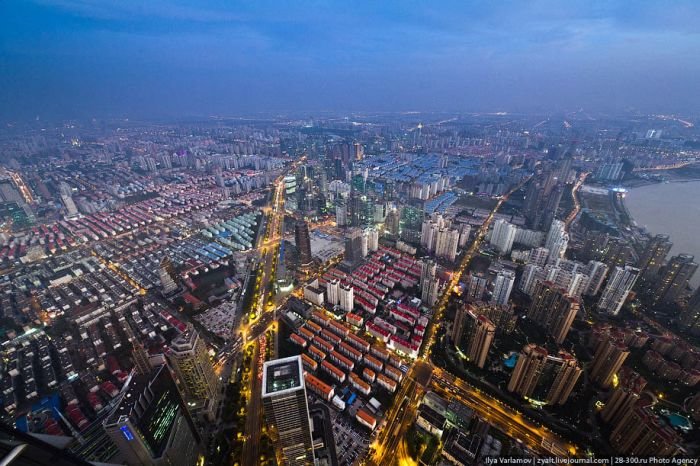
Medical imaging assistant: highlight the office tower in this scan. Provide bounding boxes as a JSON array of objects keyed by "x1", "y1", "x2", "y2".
[
  {"x1": 597, "y1": 266, "x2": 639, "y2": 315},
  {"x1": 507, "y1": 344, "x2": 581, "y2": 406},
  {"x1": 103, "y1": 365, "x2": 201, "y2": 466},
  {"x1": 335, "y1": 200, "x2": 348, "y2": 226},
  {"x1": 652, "y1": 254, "x2": 698, "y2": 305},
  {"x1": 528, "y1": 247, "x2": 549, "y2": 267},
  {"x1": 159, "y1": 257, "x2": 178, "y2": 294},
  {"x1": 420, "y1": 259, "x2": 439, "y2": 306},
  {"x1": 400, "y1": 205, "x2": 423, "y2": 244},
  {"x1": 544, "y1": 220, "x2": 568, "y2": 263},
  {"x1": 584, "y1": 260, "x2": 609, "y2": 296},
  {"x1": 262, "y1": 356, "x2": 315, "y2": 466},
  {"x1": 590, "y1": 333, "x2": 630, "y2": 388},
  {"x1": 528, "y1": 281, "x2": 579, "y2": 344},
  {"x1": 326, "y1": 279, "x2": 340, "y2": 306},
  {"x1": 294, "y1": 221, "x2": 313, "y2": 267},
  {"x1": 384, "y1": 208, "x2": 400, "y2": 237},
  {"x1": 343, "y1": 228, "x2": 364, "y2": 268},
  {"x1": 491, "y1": 269, "x2": 515, "y2": 306},
  {"x1": 601, "y1": 368, "x2": 647, "y2": 425},
  {"x1": 452, "y1": 307, "x2": 496, "y2": 369},
  {"x1": 609, "y1": 407, "x2": 682, "y2": 457},
  {"x1": 339, "y1": 283, "x2": 354, "y2": 312},
  {"x1": 489, "y1": 219, "x2": 516, "y2": 255},
  {"x1": 167, "y1": 326, "x2": 220, "y2": 421},
  {"x1": 637, "y1": 234, "x2": 673, "y2": 280},
  {"x1": 435, "y1": 227, "x2": 460, "y2": 262},
  {"x1": 540, "y1": 183, "x2": 564, "y2": 231}
]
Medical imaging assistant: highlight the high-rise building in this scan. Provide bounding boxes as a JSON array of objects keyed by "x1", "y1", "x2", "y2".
[
  {"x1": 465, "y1": 274, "x2": 487, "y2": 302},
  {"x1": 491, "y1": 269, "x2": 515, "y2": 306},
  {"x1": 335, "y1": 200, "x2": 348, "y2": 226},
  {"x1": 507, "y1": 344, "x2": 581, "y2": 406},
  {"x1": 609, "y1": 407, "x2": 682, "y2": 457},
  {"x1": 590, "y1": 333, "x2": 630, "y2": 388},
  {"x1": 601, "y1": 367, "x2": 647, "y2": 425},
  {"x1": 637, "y1": 234, "x2": 673, "y2": 280},
  {"x1": 339, "y1": 283, "x2": 354, "y2": 312},
  {"x1": 420, "y1": 259, "x2": 439, "y2": 306},
  {"x1": 584, "y1": 260, "x2": 609, "y2": 296},
  {"x1": 435, "y1": 227, "x2": 460, "y2": 262},
  {"x1": 452, "y1": 307, "x2": 496, "y2": 369},
  {"x1": 597, "y1": 266, "x2": 639, "y2": 315},
  {"x1": 326, "y1": 279, "x2": 340, "y2": 306},
  {"x1": 652, "y1": 254, "x2": 698, "y2": 305},
  {"x1": 158, "y1": 257, "x2": 178, "y2": 295},
  {"x1": 489, "y1": 219, "x2": 516, "y2": 255},
  {"x1": 262, "y1": 356, "x2": 315, "y2": 466},
  {"x1": 294, "y1": 221, "x2": 313, "y2": 267},
  {"x1": 680, "y1": 287, "x2": 700, "y2": 332},
  {"x1": 384, "y1": 208, "x2": 400, "y2": 238},
  {"x1": 103, "y1": 365, "x2": 201, "y2": 466},
  {"x1": 528, "y1": 247, "x2": 550, "y2": 267},
  {"x1": 365, "y1": 227, "x2": 379, "y2": 252},
  {"x1": 544, "y1": 219, "x2": 568, "y2": 263},
  {"x1": 167, "y1": 326, "x2": 220, "y2": 420},
  {"x1": 343, "y1": 228, "x2": 364, "y2": 268},
  {"x1": 528, "y1": 281, "x2": 579, "y2": 344}
]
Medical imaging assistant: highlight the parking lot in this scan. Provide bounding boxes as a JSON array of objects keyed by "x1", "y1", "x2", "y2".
[{"x1": 329, "y1": 405, "x2": 371, "y2": 466}]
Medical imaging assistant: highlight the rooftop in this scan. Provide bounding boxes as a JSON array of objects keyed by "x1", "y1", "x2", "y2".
[{"x1": 262, "y1": 355, "x2": 303, "y2": 396}]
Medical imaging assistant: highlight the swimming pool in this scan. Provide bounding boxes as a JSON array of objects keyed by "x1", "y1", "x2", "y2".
[
  {"x1": 662, "y1": 411, "x2": 692, "y2": 432},
  {"x1": 504, "y1": 353, "x2": 518, "y2": 368}
]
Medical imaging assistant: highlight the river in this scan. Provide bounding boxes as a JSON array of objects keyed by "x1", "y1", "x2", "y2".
[{"x1": 625, "y1": 181, "x2": 700, "y2": 287}]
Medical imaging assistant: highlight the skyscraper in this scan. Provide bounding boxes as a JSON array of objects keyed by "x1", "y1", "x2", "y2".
[
  {"x1": 435, "y1": 227, "x2": 460, "y2": 262},
  {"x1": 103, "y1": 365, "x2": 201, "y2": 466},
  {"x1": 294, "y1": 221, "x2": 313, "y2": 267},
  {"x1": 343, "y1": 228, "x2": 364, "y2": 268},
  {"x1": 609, "y1": 407, "x2": 682, "y2": 457},
  {"x1": 507, "y1": 344, "x2": 581, "y2": 406},
  {"x1": 601, "y1": 367, "x2": 647, "y2": 425},
  {"x1": 544, "y1": 219, "x2": 568, "y2": 263},
  {"x1": 420, "y1": 259, "x2": 439, "y2": 306},
  {"x1": 384, "y1": 208, "x2": 400, "y2": 238},
  {"x1": 584, "y1": 260, "x2": 609, "y2": 296},
  {"x1": 339, "y1": 283, "x2": 354, "y2": 312},
  {"x1": 491, "y1": 269, "x2": 515, "y2": 306},
  {"x1": 637, "y1": 234, "x2": 673, "y2": 280},
  {"x1": 489, "y1": 219, "x2": 516, "y2": 255},
  {"x1": 452, "y1": 307, "x2": 496, "y2": 369},
  {"x1": 652, "y1": 254, "x2": 698, "y2": 305},
  {"x1": 167, "y1": 326, "x2": 220, "y2": 421},
  {"x1": 262, "y1": 356, "x2": 315, "y2": 466},
  {"x1": 159, "y1": 257, "x2": 178, "y2": 295},
  {"x1": 597, "y1": 266, "x2": 639, "y2": 316},
  {"x1": 590, "y1": 332, "x2": 630, "y2": 388},
  {"x1": 528, "y1": 281, "x2": 579, "y2": 344}
]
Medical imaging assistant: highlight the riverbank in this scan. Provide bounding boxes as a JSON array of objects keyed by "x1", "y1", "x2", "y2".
[{"x1": 623, "y1": 179, "x2": 700, "y2": 287}]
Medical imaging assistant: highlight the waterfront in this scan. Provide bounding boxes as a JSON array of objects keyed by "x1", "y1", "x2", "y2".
[{"x1": 625, "y1": 181, "x2": 700, "y2": 287}]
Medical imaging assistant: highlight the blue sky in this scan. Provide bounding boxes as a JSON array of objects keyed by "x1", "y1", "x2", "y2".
[{"x1": 1, "y1": 0, "x2": 699, "y2": 120}]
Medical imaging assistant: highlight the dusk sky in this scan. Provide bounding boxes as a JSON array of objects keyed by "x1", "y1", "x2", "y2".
[{"x1": 2, "y1": 0, "x2": 699, "y2": 120}]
